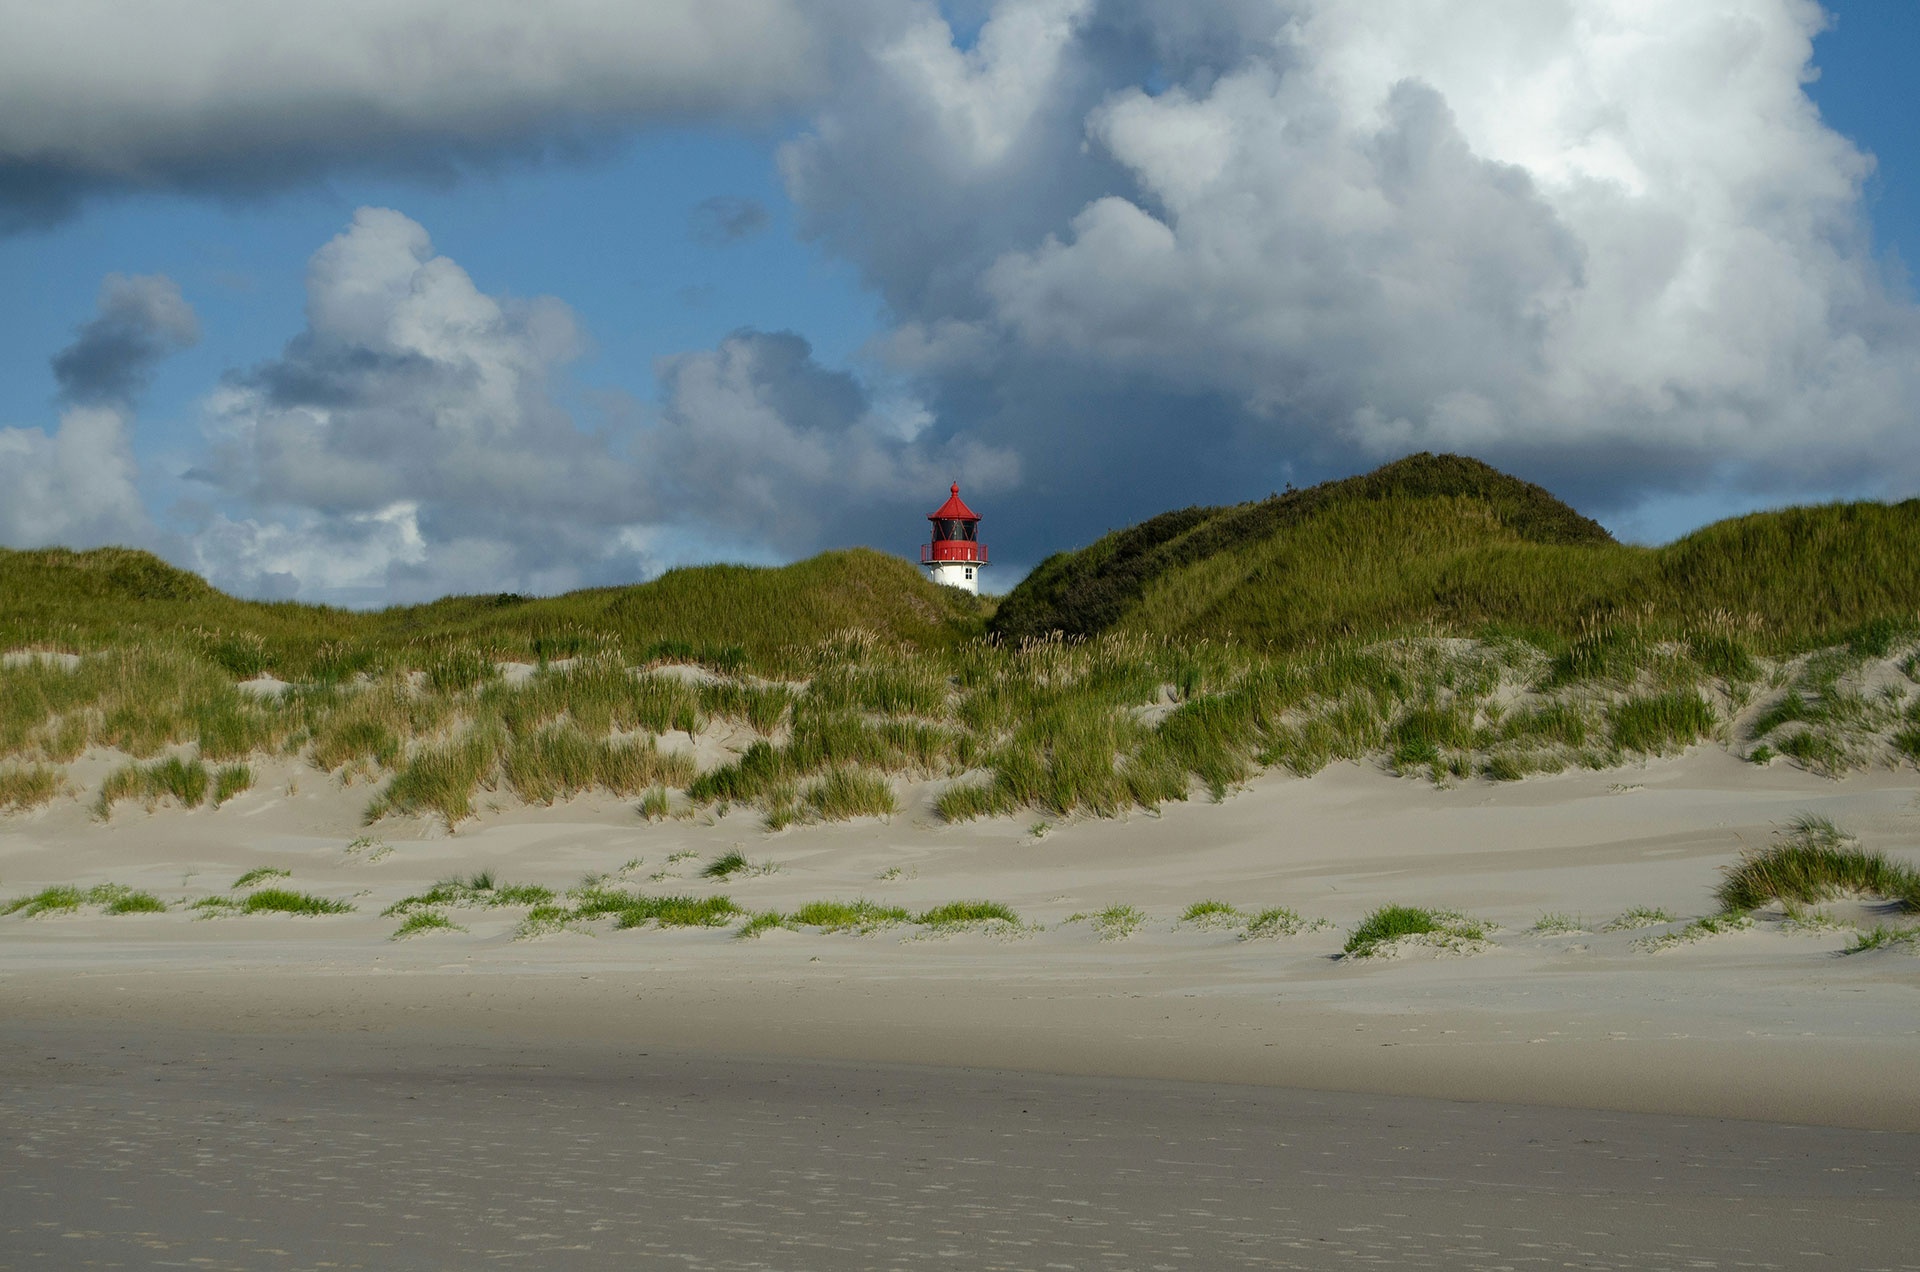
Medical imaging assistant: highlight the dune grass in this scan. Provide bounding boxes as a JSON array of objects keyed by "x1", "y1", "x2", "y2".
[
  {"x1": 1531, "y1": 912, "x2": 1585, "y2": 934},
  {"x1": 1180, "y1": 899, "x2": 1243, "y2": 930},
  {"x1": 612, "y1": 894, "x2": 742, "y2": 929},
  {"x1": 0, "y1": 764, "x2": 62, "y2": 811},
  {"x1": 6, "y1": 458, "x2": 1920, "y2": 835},
  {"x1": 211, "y1": 763, "x2": 253, "y2": 807},
  {"x1": 383, "y1": 872, "x2": 554, "y2": 916},
  {"x1": 914, "y1": 900, "x2": 1020, "y2": 930},
  {"x1": 1241, "y1": 906, "x2": 1325, "y2": 939},
  {"x1": 804, "y1": 767, "x2": 897, "y2": 821},
  {"x1": 1845, "y1": 923, "x2": 1920, "y2": 954},
  {"x1": 3, "y1": 885, "x2": 85, "y2": 917},
  {"x1": 1090, "y1": 903, "x2": 1147, "y2": 940},
  {"x1": 788, "y1": 898, "x2": 912, "y2": 933},
  {"x1": 1343, "y1": 904, "x2": 1489, "y2": 958},
  {"x1": 1604, "y1": 905, "x2": 1676, "y2": 931},
  {"x1": 239, "y1": 888, "x2": 354, "y2": 916},
  {"x1": 3, "y1": 883, "x2": 173, "y2": 916},
  {"x1": 734, "y1": 909, "x2": 793, "y2": 939},
  {"x1": 392, "y1": 910, "x2": 465, "y2": 939},
  {"x1": 95, "y1": 756, "x2": 211, "y2": 817},
  {"x1": 232, "y1": 867, "x2": 290, "y2": 888},
  {"x1": 99, "y1": 887, "x2": 167, "y2": 914},
  {"x1": 1716, "y1": 815, "x2": 1920, "y2": 912},
  {"x1": 1633, "y1": 911, "x2": 1756, "y2": 952}
]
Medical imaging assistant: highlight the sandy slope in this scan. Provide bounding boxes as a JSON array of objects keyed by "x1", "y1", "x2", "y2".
[{"x1": 3, "y1": 750, "x2": 1917, "y2": 1130}]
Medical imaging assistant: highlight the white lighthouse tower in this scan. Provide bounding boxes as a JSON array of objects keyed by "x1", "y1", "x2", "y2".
[{"x1": 922, "y1": 482, "x2": 987, "y2": 594}]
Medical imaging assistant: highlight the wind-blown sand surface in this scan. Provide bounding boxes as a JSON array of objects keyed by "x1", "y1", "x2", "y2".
[{"x1": 4, "y1": 751, "x2": 1918, "y2": 1266}]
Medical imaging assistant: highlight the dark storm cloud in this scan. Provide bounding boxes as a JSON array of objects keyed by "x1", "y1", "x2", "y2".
[
  {"x1": 50, "y1": 274, "x2": 199, "y2": 407},
  {"x1": 0, "y1": 0, "x2": 831, "y2": 231}
]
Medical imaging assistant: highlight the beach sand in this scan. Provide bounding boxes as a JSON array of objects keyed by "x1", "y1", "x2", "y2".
[{"x1": 3, "y1": 750, "x2": 1918, "y2": 1266}]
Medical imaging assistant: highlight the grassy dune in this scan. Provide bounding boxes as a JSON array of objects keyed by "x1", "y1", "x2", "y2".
[
  {"x1": 4, "y1": 456, "x2": 1920, "y2": 829},
  {"x1": 0, "y1": 546, "x2": 986, "y2": 679},
  {"x1": 992, "y1": 453, "x2": 1920, "y2": 654}
]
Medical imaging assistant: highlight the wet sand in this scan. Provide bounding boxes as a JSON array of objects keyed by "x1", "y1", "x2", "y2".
[{"x1": 5, "y1": 1019, "x2": 1918, "y2": 1271}]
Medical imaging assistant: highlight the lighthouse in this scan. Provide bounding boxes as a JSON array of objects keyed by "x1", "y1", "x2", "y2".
[{"x1": 922, "y1": 482, "x2": 988, "y2": 594}]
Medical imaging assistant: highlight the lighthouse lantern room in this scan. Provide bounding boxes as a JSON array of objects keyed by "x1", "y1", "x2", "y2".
[{"x1": 922, "y1": 483, "x2": 988, "y2": 594}]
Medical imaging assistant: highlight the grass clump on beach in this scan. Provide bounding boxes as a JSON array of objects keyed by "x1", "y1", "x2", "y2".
[
  {"x1": 1531, "y1": 912, "x2": 1585, "y2": 935},
  {"x1": 0, "y1": 765, "x2": 62, "y2": 812},
  {"x1": 700, "y1": 849, "x2": 776, "y2": 879},
  {"x1": 3, "y1": 884, "x2": 85, "y2": 917},
  {"x1": 211, "y1": 763, "x2": 253, "y2": 807},
  {"x1": 232, "y1": 866, "x2": 290, "y2": 889},
  {"x1": 914, "y1": 900, "x2": 1021, "y2": 931},
  {"x1": 804, "y1": 767, "x2": 897, "y2": 821},
  {"x1": 734, "y1": 909, "x2": 794, "y2": 939},
  {"x1": 239, "y1": 888, "x2": 354, "y2": 916},
  {"x1": 1604, "y1": 905, "x2": 1675, "y2": 931},
  {"x1": 1241, "y1": 906, "x2": 1325, "y2": 939},
  {"x1": 383, "y1": 871, "x2": 554, "y2": 916},
  {"x1": 1715, "y1": 815, "x2": 1920, "y2": 912},
  {"x1": 1343, "y1": 904, "x2": 1489, "y2": 958},
  {"x1": 789, "y1": 898, "x2": 911, "y2": 933},
  {"x1": 99, "y1": 886, "x2": 167, "y2": 914},
  {"x1": 1091, "y1": 903, "x2": 1148, "y2": 940},
  {"x1": 1845, "y1": 923, "x2": 1920, "y2": 954},
  {"x1": 1180, "y1": 900, "x2": 1242, "y2": 930},
  {"x1": 94, "y1": 756, "x2": 211, "y2": 817},
  {"x1": 613, "y1": 894, "x2": 742, "y2": 929},
  {"x1": 3, "y1": 883, "x2": 168, "y2": 916},
  {"x1": 1633, "y1": 911, "x2": 1756, "y2": 952},
  {"x1": 391, "y1": 910, "x2": 465, "y2": 939},
  {"x1": 1608, "y1": 692, "x2": 1717, "y2": 755}
]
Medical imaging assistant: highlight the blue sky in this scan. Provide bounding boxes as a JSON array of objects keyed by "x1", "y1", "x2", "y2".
[{"x1": 2, "y1": 1, "x2": 1916, "y2": 603}]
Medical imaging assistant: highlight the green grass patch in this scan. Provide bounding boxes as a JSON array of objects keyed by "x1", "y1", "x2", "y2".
[
  {"x1": 914, "y1": 900, "x2": 1020, "y2": 929},
  {"x1": 1090, "y1": 903, "x2": 1147, "y2": 940},
  {"x1": 95, "y1": 755, "x2": 211, "y2": 817},
  {"x1": 211, "y1": 763, "x2": 253, "y2": 807},
  {"x1": 788, "y1": 898, "x2": 911, "y2": 933},
  {"x1": 1180, "y1": 899, "x2": 1243, "y2": 929},
  {"x1": 1604, "y1": 905, "x2": 1675, "y2": 931},
  {"x1": 1715, "y1": 815, "x2": 1920, "y2": 912},
  {"x1": 1531, "y1": 912, "x2": 1585, "y2": 934},
  {"x1": 734, "y1": 909, "x2": 793, "y2": 939},
  {"x1": 233, "y1": 866, "x2": 290, "y2": 889},
  {"x1": 804, "y1": 767, "x2": 898, "y2": 821},
  {"x1": 1844, "y1": 923, "x2": 1920, "y2": 954},
  {"x1": 611, "y1": 894, "x2": 742, "y2": 929},
  {"x1": 1633, "y1": 911, "x2": 1755, "y2": 951},
  {"x1": 0, "y1": 764, "x2": 62, "y2": 812},
  {"x1": 239, "y1": 888, "x2": 354, "y2": 916},
  {"x1": 101, "y1": 888, "x2": 167, "y2": 914},
  {"x1": 383, "y1": 872, "x2": 554, "y2": 916},
  {"x1": 1343, "y1": 904, "x2": 1489, "y2": 957},
  {"x1": 3, "y1": 884, "x2": 85, "y2": 917},
  {"x1": 1241, "y1": 906, "x2": 1324, "y2": 939},
  {"x1": 392, "y1": 910, "x2": 465, "y2": 939},
  {"x1": 702, "y1": 849, "x2": 748, "y2": 879},
  {"x1": 514, "y1": 903, "x2": 577, "y2": 939},
  {"x1": 1608, "y1": 692, "x2": 1716, "y2": 754}
]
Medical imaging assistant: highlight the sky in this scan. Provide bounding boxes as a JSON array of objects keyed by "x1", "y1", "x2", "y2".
[{"x1": 1, "y1": 0, "x2": 1915, "y2": 606}]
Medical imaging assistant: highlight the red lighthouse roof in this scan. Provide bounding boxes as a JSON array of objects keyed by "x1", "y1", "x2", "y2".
[{"x1": 928, "y1": 483, "x2": 980, "y2": 522}]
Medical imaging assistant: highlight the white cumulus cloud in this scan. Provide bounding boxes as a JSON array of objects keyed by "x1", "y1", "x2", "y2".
[
  {"x1": 187, "y1": 207, "x2": 1016, "y2": 603},
  {"x1": 784, "y1": 0, "x2": 1920, "y2": 536}
]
